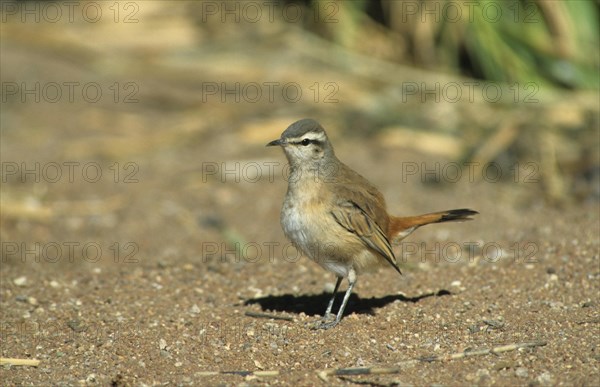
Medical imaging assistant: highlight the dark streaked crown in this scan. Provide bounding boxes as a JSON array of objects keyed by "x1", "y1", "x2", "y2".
[
  {"x1": 273, "y1": 118, "x2": 331, "y2": 148},
  {"x1": 281, "y1": 119, "x2": 325, "y2": 140}
]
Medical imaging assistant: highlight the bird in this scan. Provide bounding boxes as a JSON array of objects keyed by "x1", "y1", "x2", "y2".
[{"x1": 267, "y1": 119, "x2": 478, "y2": 329}]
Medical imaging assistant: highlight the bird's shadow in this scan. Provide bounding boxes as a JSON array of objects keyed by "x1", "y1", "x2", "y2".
[{"x1": 244, "y1": 289, "x2": 452, "y2": 317}]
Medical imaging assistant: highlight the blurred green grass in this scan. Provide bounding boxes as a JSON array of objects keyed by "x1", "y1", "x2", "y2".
[{"x1": 304, "y1": 0, "x2": 599, "y2": 89}]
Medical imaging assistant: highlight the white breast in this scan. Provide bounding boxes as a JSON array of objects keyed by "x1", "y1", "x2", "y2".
[
  {"x1": 281, "y1": 201, "x2": 312, "y2": 257},
  {"x1": 280, "y1": 198, "x2": 352, "y2": 278}
]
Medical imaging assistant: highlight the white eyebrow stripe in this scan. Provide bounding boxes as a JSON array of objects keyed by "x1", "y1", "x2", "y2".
[{"x1": 301, "y1": 132, "x2": 326, "y2": 141}]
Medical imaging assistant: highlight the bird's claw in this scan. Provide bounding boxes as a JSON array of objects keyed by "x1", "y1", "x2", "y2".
[{"x1": 310, "y1": 314, "x2": 340, "y2": 330}]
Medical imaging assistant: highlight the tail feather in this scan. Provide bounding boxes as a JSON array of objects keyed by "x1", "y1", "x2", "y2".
[
  {"x1": 436, "y1": 208, "x2": 479, "y2": 223},
  {"x1": 388, "y1": 209, "x2": 478, "y2": 241}
]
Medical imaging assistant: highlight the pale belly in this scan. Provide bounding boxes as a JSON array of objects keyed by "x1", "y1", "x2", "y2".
[{"x1": 280, "y1": 200, "x2": 383, "y2": 277}]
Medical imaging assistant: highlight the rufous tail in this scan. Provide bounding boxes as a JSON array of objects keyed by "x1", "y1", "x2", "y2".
[{"x1": 387, "y1": 209, "x2": 478, "y2": 242}]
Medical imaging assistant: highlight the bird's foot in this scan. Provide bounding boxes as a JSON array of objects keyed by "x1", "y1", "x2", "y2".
[
  {"x1": 316, "y1": 319, "x2": 340, "y2": 330},
  {"x1": 310, "y1": 314, "x2": 340, "y2": 330}
]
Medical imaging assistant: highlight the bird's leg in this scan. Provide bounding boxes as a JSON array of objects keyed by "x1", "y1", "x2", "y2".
[
  {"x1": 322, "y1": 276, "x2": 343, "y2": 322},
  {"x1": 319, "y1": 269, "x2": 356, "y2": 329}
]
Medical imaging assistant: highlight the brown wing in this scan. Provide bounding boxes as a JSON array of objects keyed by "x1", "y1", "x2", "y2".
[
  {"x1": 331, "y1": 200, "x2": 402, "y2": 275},
  {"x1": 333, "y1": 162, "x2": 391, "y2": 231},
  {"x1": 326, "y1": 161, "x2": 400, "y2": 274}
]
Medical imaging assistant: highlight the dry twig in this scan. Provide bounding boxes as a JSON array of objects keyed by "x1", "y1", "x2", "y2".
[
  {"x1": 316, "y1": 341, "x2": 546, "y2": 381},
  {"x1": 244, "y1": 311, "x2": 294, "y2": 322},
  {"x1": 0, "y1": 357, "x2": 41, "y2": 367},
  {"x1": 195, "y1": 341, "x2": 547, "y2": 381}
]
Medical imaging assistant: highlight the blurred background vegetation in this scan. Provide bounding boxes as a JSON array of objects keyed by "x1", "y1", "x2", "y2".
[
  {"x1": 279, "y1": 0, "x2": 600, "y2": 203},
  {"x1": 1, "y1": 0, "x2": 599, "y2": 220},
  {"x1": 306, "y1": 0, "x2": 599, "y2": 88}
]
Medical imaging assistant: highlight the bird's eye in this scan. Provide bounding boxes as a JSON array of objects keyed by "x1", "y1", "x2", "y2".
[{"x1": 301, "y1": 139, "x2": 311, "y2": 146}]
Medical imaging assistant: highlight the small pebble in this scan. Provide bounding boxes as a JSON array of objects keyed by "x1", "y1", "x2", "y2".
[
  {"x1": 323, "y1": 282, "x2": 336, "y2": 293},
  {"x1": 515, "y1": 367, "x2": 529, "y2": 378},
  {"x1": 13, "y1": 276, "x2": 27, "y2": 287},
  {"x1": 483, "y1": 319, "x2": 505, "y2": 329},
  {"x1": 493, "y1": 360, "x2": 513, "y2": 370},
  {"x1": 67, "y1": 320, "x2": 86, "y2": 333},
  {"x1": 159, "y1": 338, "x2": 168, "y2": 350},
  {"x1": 536, "y1": 371, "x2": 554, "y2": 385},
  {"x1": 476, "y1": 368, "x2": 490, "y2": 380}
]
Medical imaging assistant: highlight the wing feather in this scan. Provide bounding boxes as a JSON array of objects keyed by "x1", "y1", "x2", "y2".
[{"x1": 331, "y1": 201, "x2": 402, "y2": 275}]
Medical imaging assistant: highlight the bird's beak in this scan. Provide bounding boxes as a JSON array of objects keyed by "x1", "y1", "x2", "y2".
[{"x1": 266, "y1": 138, "x2": 284, "y2": 147}]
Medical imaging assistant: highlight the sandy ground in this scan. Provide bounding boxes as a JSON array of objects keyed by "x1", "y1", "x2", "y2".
[
  {"x1": 2, "y1": 135, "x2": 598, "y2": 385},
  {"x1": 1, "y1": 2, "x2": 599, "y2": 386}
]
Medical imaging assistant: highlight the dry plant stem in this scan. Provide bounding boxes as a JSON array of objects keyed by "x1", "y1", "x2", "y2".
[
  {"x1": 0, "y1": 358, "x2": 41, "y2": 367},
  {"x1": 195, "y1": 341, "x2": 547, "y2": 380},
  {"x1": 316, "y1": 341, "x2": 547, "y2": 381},
  {"x1": 244, "y1": 311, "x2": 294, "y2": 322}
]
